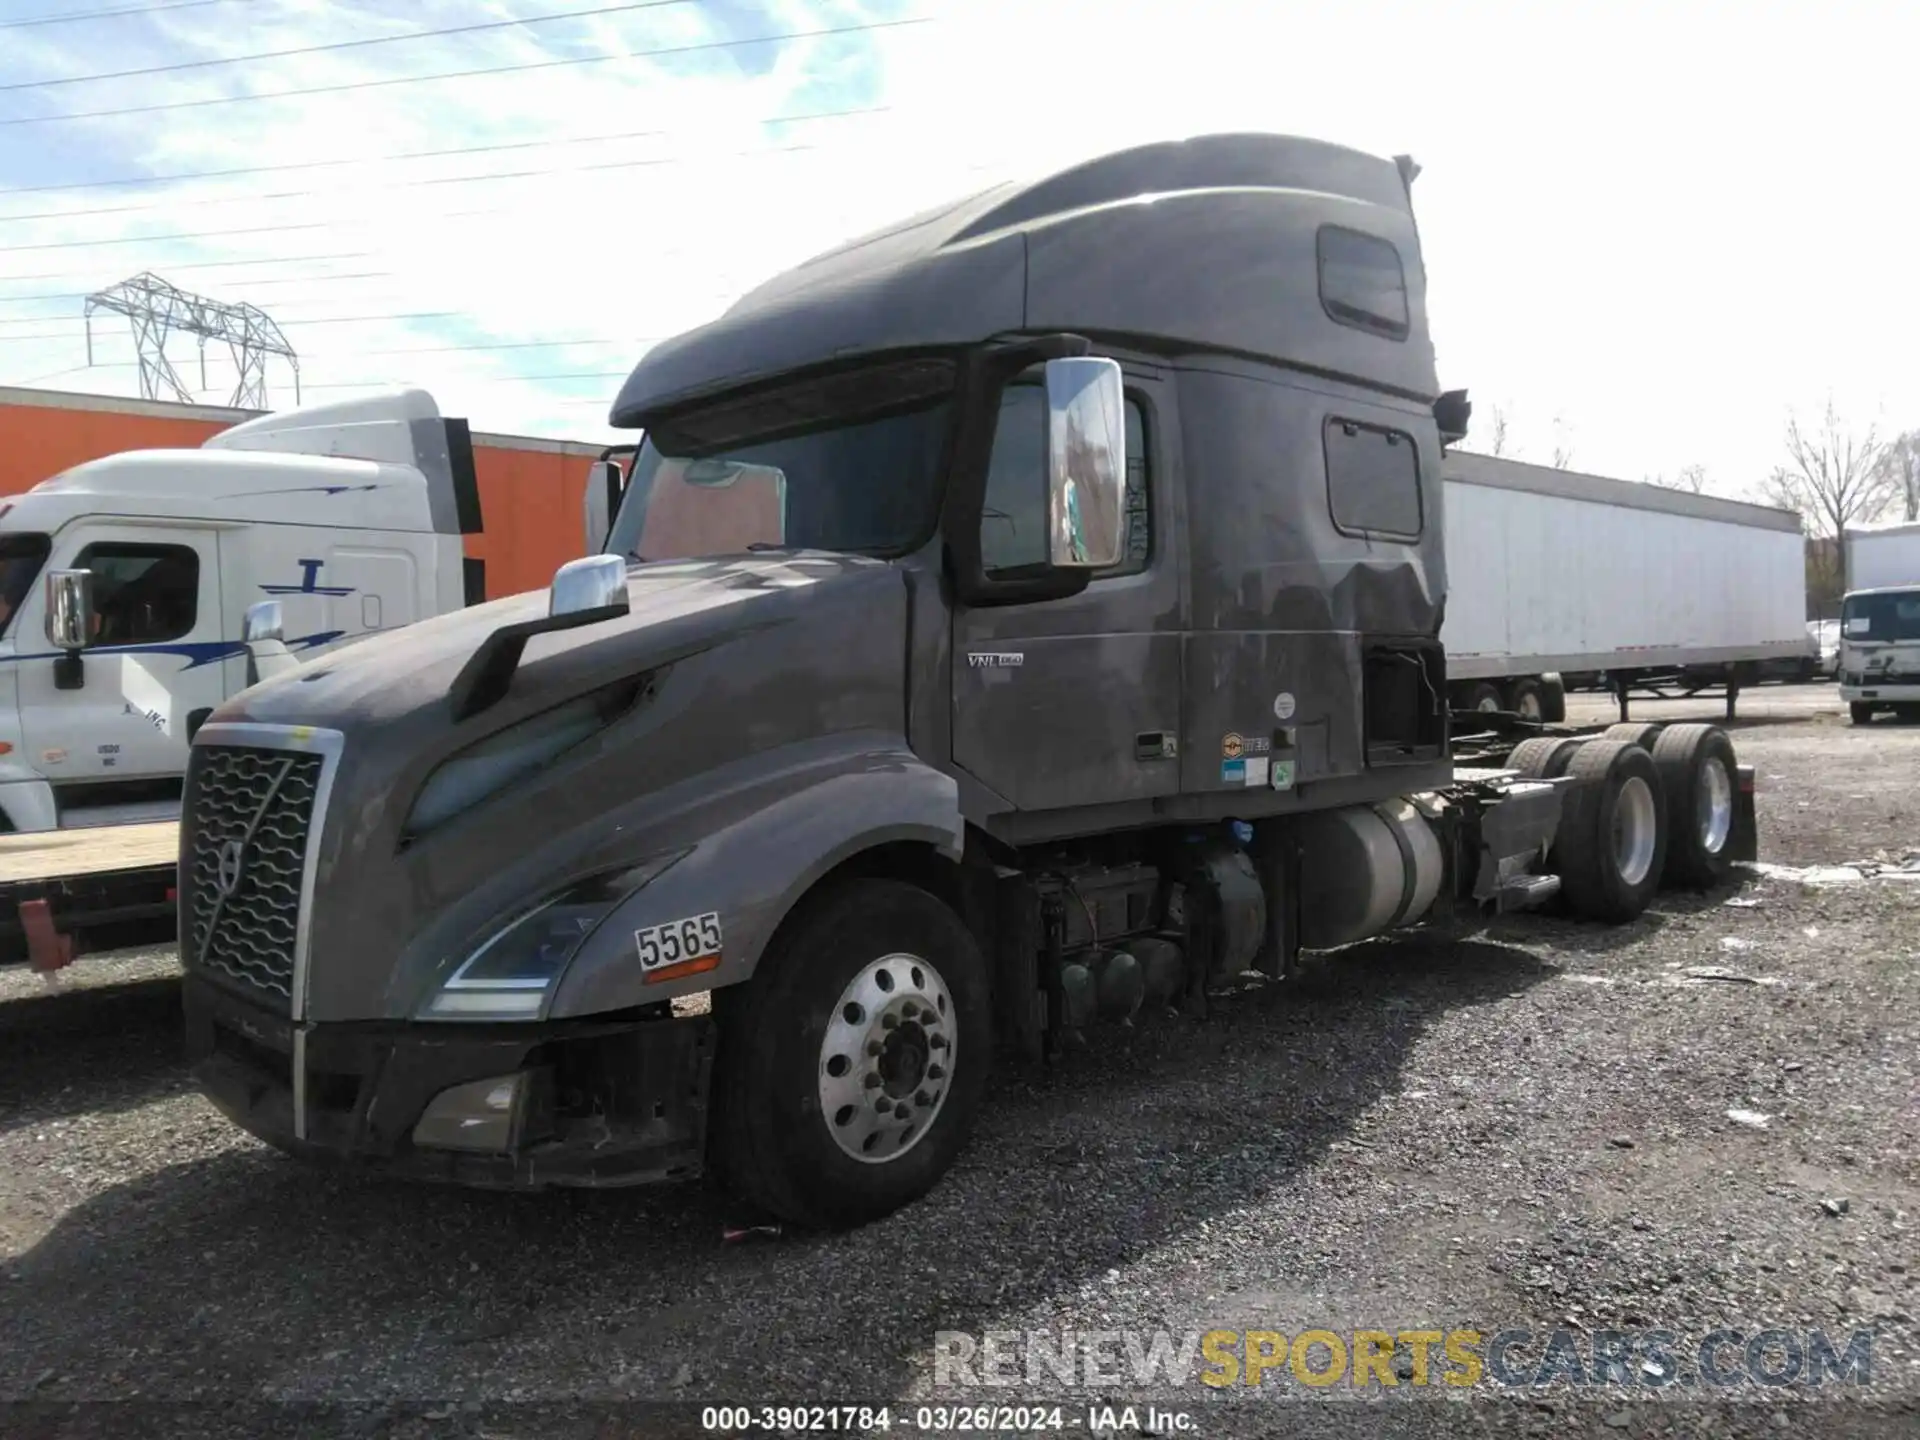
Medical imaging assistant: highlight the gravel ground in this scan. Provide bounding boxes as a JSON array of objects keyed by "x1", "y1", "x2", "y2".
[{"x1": 2, "y1": 685, "x2": 1916, "y2": 1439}]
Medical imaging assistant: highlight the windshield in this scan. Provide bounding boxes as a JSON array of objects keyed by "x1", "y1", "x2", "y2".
[
  {"x1": 605, "y1": 360, "x2": 956, "y2": 563},
  {"x1": 0, "y1": 532, "x2": 50, "y2": 640},
  {"x1": 1842, "y1": 590, "x2": 1920, "y2": 643}
]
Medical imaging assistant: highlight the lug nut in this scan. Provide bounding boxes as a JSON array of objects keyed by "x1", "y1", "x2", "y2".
[
  {"x1": 866, "y1": 1040, "x2": 883, "y2": 1056},
  {"x1": 927, "y1": 1064, "x2": 945, "y2": 1081},
  {"x1": 893, "y1": 1103, "x2": 910, "y2": 1120},
  {"x1": 929, "y1": 1034, "x2": 948, "y2": 1050},
  {"x1": 863, "y1": 1072, "x2": 881, "y2": 1089},
  {"x1": 915, "y1": 1090, "x2": 932, "y2": 1107},
  {"x1": 881, "y1": 1014, "x2": 898, "y2": 1030}
]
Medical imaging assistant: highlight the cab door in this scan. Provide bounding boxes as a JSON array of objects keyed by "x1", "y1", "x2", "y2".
[
  {"x1": 17, "y1": 526, "x2": 225, "y2": 813},
  {"x1": 950, "y1": 365, "x2": 1184, "y2": 814}
]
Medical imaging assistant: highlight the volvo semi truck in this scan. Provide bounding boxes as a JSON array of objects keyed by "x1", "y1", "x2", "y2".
[{"x1": 175, "y1": 133, "x2": 1757, "y2": 1229}]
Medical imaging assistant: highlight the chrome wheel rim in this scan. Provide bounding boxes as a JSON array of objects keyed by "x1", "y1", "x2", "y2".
[
  {"x1": 818, "y1": 952, "x2": 954, "y2": 1164},
  {"x1": 1697, "y1": 757, "x2": 1733, "y2": 854},
  {"x1": 1477, "y1": 693, "x2": 1501, "y2": 713},
  {"x1": 1517, "y1": 691, "x2": 1543, "y2": 721},
  {"x1": 1613, "y1": 774, "x2": 1659, "y2": 887}
]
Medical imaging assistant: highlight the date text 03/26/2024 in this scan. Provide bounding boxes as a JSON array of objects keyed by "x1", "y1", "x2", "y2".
[{"x1": 700, "y1": 1406, "x2": 1194, "y2": 1433}]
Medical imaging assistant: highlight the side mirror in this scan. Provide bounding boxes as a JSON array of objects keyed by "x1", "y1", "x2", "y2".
[
  {"x1": 583, "y1": 459, "x2": 624, "y2": 555},
  {"x1": 549, "y1": 553, "x2": 629, "y2": 619},
  {"x1": 241, "y1": 599, "x2": 299, "y2": 687},
  {"x1": 242, "y1": 599, "x2": 285, "y2": 645},
  {"x1": 44, "y1": 568, "x2": 92, "y2": 651},
  {"x1": 1043, "y1": 356, "x2": 1127, "y2": 570},
  {"x1": 44, "y1": 568, "x2": 92, "y2": 691}
]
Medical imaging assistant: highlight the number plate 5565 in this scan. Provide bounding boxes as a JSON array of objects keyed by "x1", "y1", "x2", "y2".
[{"x1": 634, "y1": 911, "x2": 723, "y2": 972}]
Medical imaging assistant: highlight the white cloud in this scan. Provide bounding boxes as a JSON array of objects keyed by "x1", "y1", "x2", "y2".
[{"x1": 1, "y1": 0, "x2": 1915, "y2": 492}]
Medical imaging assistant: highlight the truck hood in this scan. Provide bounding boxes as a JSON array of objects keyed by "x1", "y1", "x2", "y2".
[{"x1": 227, "y1": 552, "x2": 893, "y2": 736}]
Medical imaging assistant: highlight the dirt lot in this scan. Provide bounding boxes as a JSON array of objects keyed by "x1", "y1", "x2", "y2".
[{"x1": 2, "y1": 685, "x2": 1916, "y2": 1439}]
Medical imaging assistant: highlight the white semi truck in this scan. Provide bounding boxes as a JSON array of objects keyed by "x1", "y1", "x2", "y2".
[
  {"x1": 1441, "y1": 452, "x2": 1812, "y2": 720},
  {"x1": 1839, "y1": 521, "x2": 1920, "y2": 723},
  {"x1": 0, "y1": 389, "x2": 485, "y2": 835}
]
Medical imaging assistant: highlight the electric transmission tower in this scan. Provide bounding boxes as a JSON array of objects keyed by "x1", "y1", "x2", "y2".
[{"x1": 84, "y1": 271, "x2": 300, "y2": 410}]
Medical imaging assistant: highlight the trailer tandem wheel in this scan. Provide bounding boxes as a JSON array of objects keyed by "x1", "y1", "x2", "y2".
[
  {"x1": 1602, "y1": 722, "x2": 1664, "y2": 751},
  {"x1": 1650, "y1": 724, "x2": 1740, "y2": 888},
  {"x1": 1548, "y1": 741, "x2": 1669, "y2": 924},
  {"x1": 1507, "y1": 736, "x2": 1583, "y2": 780}
]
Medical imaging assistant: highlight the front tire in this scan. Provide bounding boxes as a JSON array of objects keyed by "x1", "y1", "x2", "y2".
[
  {"x1": 710, "y1": 878, "x2": 992, "y2": 1229},
  {"x1": 1849, "y1": 702, "x2": 1874, "y2": 726}
]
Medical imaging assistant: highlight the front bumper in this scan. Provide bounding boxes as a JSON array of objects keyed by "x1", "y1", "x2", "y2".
[
  {"x1": 1840, "y1": 680, "x2": 1920, "y2": 704},
  {"x1": 183, "y1": 974, "x2": 715, "y2": 1188}
]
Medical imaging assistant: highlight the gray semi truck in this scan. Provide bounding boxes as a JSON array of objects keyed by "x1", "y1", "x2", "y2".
[{"x1": 176, "y1": 133, "x2": 1755, "y2": 1228}]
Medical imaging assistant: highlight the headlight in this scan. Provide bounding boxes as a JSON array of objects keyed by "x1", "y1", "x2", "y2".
[
  {"x1": 404, "y1": 679, "x2": 644, "y2": 842},
  {"x1": 419, "y1": 849, "x2": 688, "y2": 1021}
]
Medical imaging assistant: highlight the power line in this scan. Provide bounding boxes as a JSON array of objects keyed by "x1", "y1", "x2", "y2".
[
  {"x1": 303, "y1": 369, "x2": 633, "y2": 391},
  {"x1": 0, "y1": 137, "x2": 857, "y2": 250},
  {"x1": 3, "y1": 102, "x2": 882, "y2": 196},
  {"x1": 0, "y1": 250, "x2": 378, "y2": 284},
  {"x1": 0, "y1": 16, "x2": 934, "y2": 128},
  {"x1": 44, "y1": 336, "x2": 646, "y2": 362},
  {"x1": 0, "y1": 271, "x2": 396, "y2": 311},
  {"x1": 0, "y1": 0, "x2": 232, "y2": 31},
  {"x1": 0, "y1": 0, "x2": 692, "y2": 94},
  {"x1": 1, "y1": 133, "x2": 837, "y2": 226}
]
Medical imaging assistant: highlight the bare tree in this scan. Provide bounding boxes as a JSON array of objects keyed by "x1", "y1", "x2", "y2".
[
  {"x1": 1648, "y1": 463, "x2": 1712, "y2": 495},
  {"x1": 1758, "y1": 400, "x2": 1893, "y2": 592},
  {"x1": 1549, "y1": 414, "x2": 1574, "y2": 470},
  {"x1": 1880, "y1": 430, "x2": 1920, "y2": 522},
  {"x1": 1487, "y1": 405, "x2": 1511, "y2": 458}
]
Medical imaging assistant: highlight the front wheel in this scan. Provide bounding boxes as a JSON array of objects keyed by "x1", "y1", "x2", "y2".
[
  {"x1": 1849, "y1": 702, "x2": 1874, "y2": 726},
  {"x1": 709, "y1": 878, "x2": 992, "y2": 1229}
]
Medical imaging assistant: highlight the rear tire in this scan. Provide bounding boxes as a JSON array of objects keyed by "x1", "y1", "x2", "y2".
[
  {"x1": 1549, "y1": 741, "x2": 1668, "y2": 923},
  {"x1": 1504, "y1": 677, "x2": 1546, "y2": 721},
  {"x1": 709, "y1": 878, "x2": 992, "y2": 1229},
  {"x1": 1508, "y1": 736, "x2": 1583, "y2": 780},
  {"x1": 1539, "y1": 673, "x2": 1568, "y2": 724},
  {"x1": 1651, "y1": 724, "x2": 1739, "y2": 888},
  {"x1": 1603, "y1": 722, "x2": 1663, "y2": 751},
  {"x1": 1849, "y1": 703, "x2": 1874, "y2": 726},
  {"x1": 1464, "y1": 681, "x2": 1504, "y2": 713}
]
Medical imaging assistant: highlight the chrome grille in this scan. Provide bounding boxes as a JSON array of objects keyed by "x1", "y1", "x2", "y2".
[{"x1": 184, "y1": 744, "x2": 325, "y2": 1008}]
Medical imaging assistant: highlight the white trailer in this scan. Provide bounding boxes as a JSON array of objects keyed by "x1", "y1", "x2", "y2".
[
  {"x1": 1845, "y1": 521, "x2": 1920, "y2": 593},
  {"x1": 1440, "y1": 453, "x2": 1811, "y2": 720}
]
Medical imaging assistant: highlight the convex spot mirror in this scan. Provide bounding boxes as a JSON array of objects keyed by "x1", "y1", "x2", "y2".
[{"x1": 1043, "y1": 356, "x2": 1127, "y2": 571}]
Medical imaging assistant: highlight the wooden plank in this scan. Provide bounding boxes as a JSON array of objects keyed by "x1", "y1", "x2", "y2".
[{"x1": 0, "y1": 821, "x2": 179, "y2": 885}]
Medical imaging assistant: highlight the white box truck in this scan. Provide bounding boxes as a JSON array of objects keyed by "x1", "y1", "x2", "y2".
[
  {"x1": 0, "y1": 388, "x2": 483, "y2": 835},
  {"x1": 1441, "y1": 453, "x2": 1812, "y2": 720},
  {"x1": 1838, "y1": 521, "x2": 1920, "y2": 724}
]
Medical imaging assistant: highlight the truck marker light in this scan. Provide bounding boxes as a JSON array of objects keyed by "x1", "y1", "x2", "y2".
[{"x1": 643, "y1": 952, "x2": 722, "y2": 985}]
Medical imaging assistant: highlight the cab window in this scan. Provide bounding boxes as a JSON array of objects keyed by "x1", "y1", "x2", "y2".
[
  {"x1": 76, "y1": 542, "x2": 200, "y2": 646},
  {"x1": 979, "y1": 386, "x2": 1151, "y2": 577},
  {"x1": 0, "y1": 533, "x2": 50, "y2": 639}
]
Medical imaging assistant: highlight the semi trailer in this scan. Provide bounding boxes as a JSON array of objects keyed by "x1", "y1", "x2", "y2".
[
  {"x1": 176, "y1": 133, "x2": 1757, "y2": 1229},
  {"x1": 1439, "y1": 453, "x2": 1811, "y2": 720}
]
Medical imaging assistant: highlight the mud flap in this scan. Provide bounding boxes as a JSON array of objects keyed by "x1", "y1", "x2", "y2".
[{"x1": 1729, "y1": 763, "x2": 1759, "y2": 864}]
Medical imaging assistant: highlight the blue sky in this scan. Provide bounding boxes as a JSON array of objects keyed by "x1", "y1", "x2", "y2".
[{"x1": 0, "y1": 0, "x2": 1914, "y2": 494}]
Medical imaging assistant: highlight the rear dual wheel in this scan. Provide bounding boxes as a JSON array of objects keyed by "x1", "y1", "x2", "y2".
[
  {"x1": 1550, "y1": 740, "x2": 1668, "y2": 923},
  {"x1": 1651, "y1": 724, "x2": 1739, "y2": 888}
]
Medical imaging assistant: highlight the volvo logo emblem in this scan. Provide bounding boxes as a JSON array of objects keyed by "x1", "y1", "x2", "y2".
[{"x1": 215, "y1": 838, "x2": 246, "y2": 898}]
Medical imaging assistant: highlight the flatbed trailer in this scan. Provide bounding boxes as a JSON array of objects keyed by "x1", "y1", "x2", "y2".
[{"x1": 0, "y1": 821, "x2": 178, "y2": 972}]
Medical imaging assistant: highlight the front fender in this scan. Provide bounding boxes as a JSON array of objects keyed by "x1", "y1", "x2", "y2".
[{"x1": 547, "y1": 736, "x2": 962, "y2": 1017}]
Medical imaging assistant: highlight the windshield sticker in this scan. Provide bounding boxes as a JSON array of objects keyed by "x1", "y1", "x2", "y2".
[
  {"x1": 1273, "y1": 692, "x2": 1297, "y2": 722},
  {"x1": 1220, "y1": 758, "x2": 1246, "y2": 785},
  {"x1": 1222, "y1": 732, "x2": 1244, "y2": 759},
  {"x1": 1244, "y1": 756, "x2": 1271, "y2": 788}
]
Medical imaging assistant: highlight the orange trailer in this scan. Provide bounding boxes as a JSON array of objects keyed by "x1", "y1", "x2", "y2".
[{"x1": 0, "y1": 385, "x2": 604, "y2": 600}]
